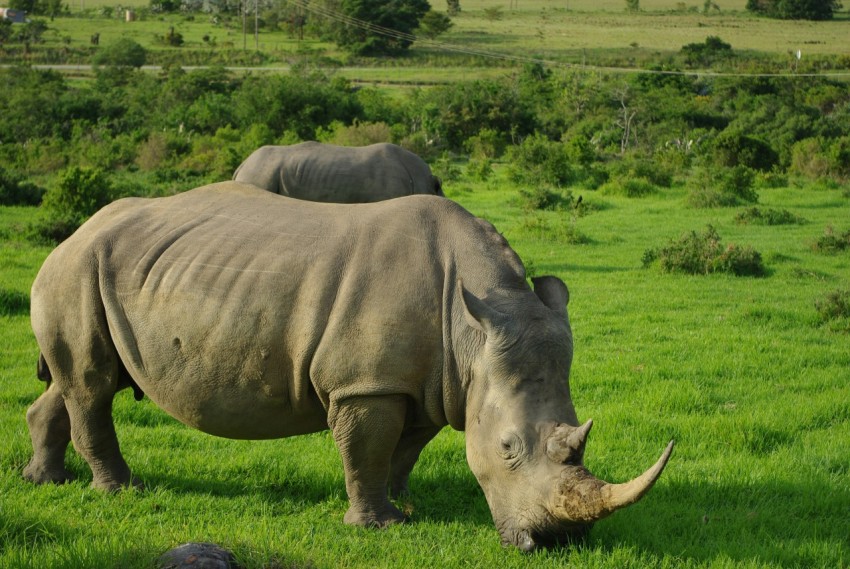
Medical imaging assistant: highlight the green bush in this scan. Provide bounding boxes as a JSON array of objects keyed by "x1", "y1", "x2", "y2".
[
  {"x1": 93, "y1": 38, "x2": 147, "y2": 69},
  {"x1": 599, "y1": 178, "x2": 658, "y2": 197},
  {"x1": 516, "y1": 186, "x2": 575, "y2": 212},
  {"x1": 734, "y1": 207, "x2": 806, "y2": 226},
  {"x1": 815, "y1": 288, "x2": 850, "y2": 331},
  {"x1": 643, "y1": 225, "x2": 766, "y2": 276},
  {"x1": 812, "y1": 226, "x2": 850, "y2": 254},
  {"x1": 0, "y1": 166, "x2": 44, "y2": 206},
  {"x1": 506, "y1": 134, "x2": 574, "y2": 187},
  {"x1": 32, "y1": 166, "x2": 114, "y2": 243},
  {"x1": 465, "y1": 157, "x2": 493, "y2": 182},
  {"x1": 688, "y1": 166, "x2": 758, "y2": 208},
  {"x1": 712, "y1": 129, "x2": 778, "y2": 172}
]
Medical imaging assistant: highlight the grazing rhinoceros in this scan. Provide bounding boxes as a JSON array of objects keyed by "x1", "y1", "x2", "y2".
[
  {"x1": 24, "y1": 182, "x2": 672, "y2": 550},
  {"x1": 232, "y1": 142, "x2": 443, "y2": 202}
]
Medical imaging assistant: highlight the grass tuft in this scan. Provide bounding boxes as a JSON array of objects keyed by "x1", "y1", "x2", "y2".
[
  {"x1": 811, "y1": 225, "x2": 850, "y2": 254},
  {"x1": 0, "y1": 289, "x2": 30, "y2": 316},
  {"x1": 734, "y1": 206, "x2": 806, "y2": 226}
]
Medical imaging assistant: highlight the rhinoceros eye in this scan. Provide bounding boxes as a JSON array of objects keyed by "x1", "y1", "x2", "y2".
[{"x1": 498, "y1": 432, "x2": 523, "y2": 462}]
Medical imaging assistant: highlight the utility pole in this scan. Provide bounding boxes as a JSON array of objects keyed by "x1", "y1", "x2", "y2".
[{"x1": 254, "y1": 0, "x2": 259, "y2": 50}]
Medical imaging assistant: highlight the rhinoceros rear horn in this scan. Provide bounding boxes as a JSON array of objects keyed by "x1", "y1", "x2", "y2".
[
  {"x1": 546, "y1": 420, "x2": 593, "y2": 464},
  {"x1": 531, "y1": 276, "x2": 569, "y2": 319},
  {"x1": 554, "y1": 440, "x2": 674, "y2": 524}
]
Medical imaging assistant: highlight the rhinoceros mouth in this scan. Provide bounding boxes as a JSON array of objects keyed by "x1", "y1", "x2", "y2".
[{"x1": 498, "y1": 515, "x2": 593, "y2": 552}]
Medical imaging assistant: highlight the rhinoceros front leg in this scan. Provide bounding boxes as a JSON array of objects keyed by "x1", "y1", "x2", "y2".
[
  {"x1": 23, "y1": 385, "x2": 75, "y2": 484},
  {"x1": 389, "y1": 426, "x2": 441, "y2": 499},
  {"x1": 330, "y1": 394, "x2": 407, "y2": 528}
]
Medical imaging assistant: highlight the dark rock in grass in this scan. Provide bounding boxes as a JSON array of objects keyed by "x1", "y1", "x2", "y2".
[{"x1": 157, "y1": 543, "x2": 242, "y2": 569}]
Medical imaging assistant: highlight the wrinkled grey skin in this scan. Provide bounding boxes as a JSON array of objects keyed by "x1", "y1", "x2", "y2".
[
  {"x1": 24, "y1": 182, "x2": 670, "y2": 550},
  {"x1": 233, "y1": 142, "x2": 443, "y2": 202}
]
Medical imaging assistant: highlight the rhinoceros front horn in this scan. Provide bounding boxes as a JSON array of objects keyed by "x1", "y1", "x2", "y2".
[{"x1": 553, "y1": 438, "x2": 674, "y2": 524}]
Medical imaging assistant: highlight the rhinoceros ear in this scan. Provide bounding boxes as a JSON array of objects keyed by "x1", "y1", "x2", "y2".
[
  {"x1": 532, "y1": 276, "x2": 570, "y2": 319},
  {"x1": 457, "y1": 279, "x2": 505, "y2": 336}
]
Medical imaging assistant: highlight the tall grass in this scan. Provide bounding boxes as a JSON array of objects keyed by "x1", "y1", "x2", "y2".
[{"x1": 1, "y1": 173, "x2": 849, "y2": 568}]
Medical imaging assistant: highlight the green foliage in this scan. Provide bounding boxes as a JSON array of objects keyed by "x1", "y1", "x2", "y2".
[
  {"x1": 464, "y1": 157, "x2": 493, "y2": 181},
  {"x1": 516, "y1": 186, "x2": 574, "y2": 212},
  {"x1": 643, "y1": 225, "x2": 766, "y2": 276},
  {"x1": 790, "y1": 137, "x2": 850, "y2": 181},
  {"x1": 680, "y1": 36, "x2": 732, "y2": 67},
  {"x1": 711, "y1": 129, "x2": 778, "y2": 172},
  {"x1": 506, "y1": 134, "x2": 574, "y2": 188},
  {"x1": 734, "y1": 206, "x2": 806, "y2": 225},
  {"x1": 746, "y1": 0, "x2": 843, "y2": 20},
  {"x1": 328, "y1": 0, "x2": 431, "y2": 54},
  {"x1": 814, "y1": 288, "x2": 850, "y2": 331},
  {"x1": 598, "y1": 177, "x2": 658, "y2": 197},
  {"x1": 811, "y1": 225, "x2": 850, "y2": 254},
  {"x1": 33, "y1": 166, "x2": 114, "y2": 242},
  {"x1": 416, "y1": 10, "x2": 453, "y2": 39},
  {"x1": 688, "y1": 166, "x2": 759, "y2": 208},
  {"x1": 518, "y1": 213, "x2": 589, "y2": 244},
  {"x1": 93, "y1": 38, "x2": 147, "y2": 69},
  {"x1": 0, "y1": 288, "x2": 29, "y2": 316},
  {"x1": 0, "y1": 166, "x2": 44, "y2": 206}
]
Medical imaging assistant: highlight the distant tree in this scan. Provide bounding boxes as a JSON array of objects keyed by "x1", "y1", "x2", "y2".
[
  {"x1": 327, "y1": 0, "x2": 431, "y2": 55},
  {"x1": 93, "y1": 38, "x2": 147, "y2": 69},
  {"x1": 14, "y1": 19, "x2": 48, "y2": 54},
  {"x1": 0, "y1": 20, "x2": 12, "y2": 47},
  {"x1": 625, "y1": 0, "x2": 640, "y2": 10},
  {"x1": 746, "y1": 0, "x2": 842, "y2": 19},
  {"x1": 416, "y1": 10, "x2": 453, "y2": 39},
  {"x1": 446, "y1": 0, "x2": 460, "y2": 15}
]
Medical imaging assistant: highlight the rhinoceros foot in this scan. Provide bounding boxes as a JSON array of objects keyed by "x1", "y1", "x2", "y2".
[
  {"x1": 22, "y1": 460, "x2": 76, "y2": 485},
  {"x1": 343, "y1": 503, "x2": 406, "y2": 529},
  {"x1": 91, "y1": 474, "x2": 145, "y2": 493}
]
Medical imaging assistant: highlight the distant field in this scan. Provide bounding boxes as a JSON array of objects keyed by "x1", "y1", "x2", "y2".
[{"x1": 52, "y1": 0, "x2": 850, "y2": 67}]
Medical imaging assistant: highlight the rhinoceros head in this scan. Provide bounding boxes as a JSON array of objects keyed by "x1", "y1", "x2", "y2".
[{"x1": 459, "y1": 276, "x2": 673, "y2": 551}]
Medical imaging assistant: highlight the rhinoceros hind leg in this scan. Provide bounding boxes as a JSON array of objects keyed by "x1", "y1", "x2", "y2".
[
  {"x1": 331, "y1": 394, "x2": 408, "y2": 528},
  {"x1": 23, "y1": 386, "x2": 75, "y2": 485},
  {"x1": 389, "y1": 426, "x2": 441, "y2": 499},
  {"x1": 63, "y1": 388, "x2": 141, "y2": 492}
]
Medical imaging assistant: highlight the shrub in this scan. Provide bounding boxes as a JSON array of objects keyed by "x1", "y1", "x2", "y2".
[
  {"x1": 688, "y1": 166, "x2": 758, "y2": 208},
  {"x1": 643, "y1": 225, "x2": 766, "y2": 276},
  {"x1": 465, "y1": 158, "x2": 493, "y2": 182},
  {"x1": 815, "y1": 288, "x2": 850, "y2": 331},
  {"x1": 516, "y1": 187, "x2": 575, "y2": 212},
  {"x1": 712, "y1": 129, "x2": 778, "y2": 172},
  {"x1": 0, "y1": 166, "x2": 44, "y2": 206},
  {"x1": 32, "y1": 166, "x2": 114, "y2": 243},
  {"x1": 812, "y1": 226, "x2": 850, "y2": 254},
  {"x1": 506, "y1": 134, "x2": 574, "y2": 187},
  {"x1": 734, "y1": 207, "x2": 806, "y2": 226},
  {"x1": 598, "y1": 178, "x2": 658, "y2": 197},
  {"x1": 317, "y1": 120, "x2": 392, "y2": 147},
  {"x1": 93, "y1": 38, "x2": 147, "y2": 68}
]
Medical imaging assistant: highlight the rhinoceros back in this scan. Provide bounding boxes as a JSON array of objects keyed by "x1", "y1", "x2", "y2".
[{"x1": 31, "y1": 182, "x2": 525, "y2": 439}]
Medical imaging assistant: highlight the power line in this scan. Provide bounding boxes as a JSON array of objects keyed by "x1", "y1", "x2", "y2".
[{"x1": 287, "y1": 0, "x2": 850, "y2": 79}]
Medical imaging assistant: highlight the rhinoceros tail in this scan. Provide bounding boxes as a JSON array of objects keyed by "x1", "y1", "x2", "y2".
[{"x1": 37, "y1": 352, "x2": 52, "y2": 385}]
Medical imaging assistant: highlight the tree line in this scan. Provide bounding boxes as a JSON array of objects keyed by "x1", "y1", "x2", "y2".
[{"x1": 1, "y1": 62, "x2": 848, "y2": 239}]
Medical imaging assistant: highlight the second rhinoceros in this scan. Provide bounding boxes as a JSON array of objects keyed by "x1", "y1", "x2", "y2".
[
  {"x1": 233, "y1": 142, "x2": 443, "y2": 202},
  {"x1": 24, "y1": 182, "x2": 672, "y2": 550}
]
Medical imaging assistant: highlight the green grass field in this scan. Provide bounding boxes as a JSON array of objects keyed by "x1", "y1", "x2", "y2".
[
  {"x1": 20, "y1": 0, "x2": 850, "y2": 81},
  {"x1": 1, "y1": 171, "x2": 848, "y2": 568}
]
